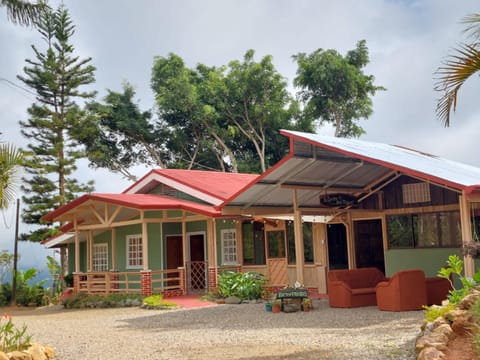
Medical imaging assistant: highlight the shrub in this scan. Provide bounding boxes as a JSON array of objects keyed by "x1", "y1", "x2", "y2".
[
  {"x1": 0, "y1": 313, "x2": 31, "y2": 352},
  {"x1": 142, "y1": 294, "x2": 177, "y2": 310},
  {"x1": 217, "y1": 271, "x2": 266, "y2": 300},
  {"x1": 438, "y1": 254, "x2": 480, "y2": 304},
  {"x1": 63, "y1": 293, "x2": 143, "y2": 309},
  {"x1": 423, "y1": 303, "x2": 455, "y2": 322}
]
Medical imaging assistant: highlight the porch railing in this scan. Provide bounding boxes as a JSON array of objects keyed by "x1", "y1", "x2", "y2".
[{"x1": 75, "y1": 269, "x2": 184, "y2": 295}]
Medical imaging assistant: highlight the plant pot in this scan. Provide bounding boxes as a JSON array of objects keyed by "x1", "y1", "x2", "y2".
[
  {"x1": 302, "y1": 306, "x2": 311, "y2": 312},
  {"x1": 272, "y1": 305, "x2": 281, "y2": 313},
  {"x1": 265, "y1": 303, "x2": 272, "y2": 312}
]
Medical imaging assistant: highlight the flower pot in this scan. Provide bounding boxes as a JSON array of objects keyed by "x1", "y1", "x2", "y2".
[
  {"x1": 265, "y1": 303, "x2": 272, "y2": 312},
  {"x1": 272, "y1": 305, "x2": 281, "y2": 313}
]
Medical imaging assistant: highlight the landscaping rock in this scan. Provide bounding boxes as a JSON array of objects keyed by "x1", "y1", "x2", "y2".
[
  {"x1": 224, "y1": 296, "x2": 242, "y2": 304},
  {"x1": 0, "y1": 352, "x2": 9, "y2": 360},
  {"x1": 417, "y1": 346, "x2": 445, "y2": 360},
  {"x1": 7, "y1": 351, "x2": 31, "y2": 360}
]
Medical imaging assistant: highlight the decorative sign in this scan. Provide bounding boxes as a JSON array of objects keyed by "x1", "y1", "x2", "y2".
[
  {"x1": 277, "y1": 288, "x2": 308, "y2": 299},
  {"x1": 320, "y1": 193, "x2": 357, "y2": 207}
]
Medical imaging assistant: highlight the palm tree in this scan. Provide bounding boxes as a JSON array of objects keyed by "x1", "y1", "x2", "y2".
[
  {"x1": 0, "y1": 142, "x2": 24, "y2": 209},
  {"x1": 435, "y1": 13, "x2": 480, "y2": 126},
  {"x1": 1, "y1": 0, "x2": 46, "y2": 26}
]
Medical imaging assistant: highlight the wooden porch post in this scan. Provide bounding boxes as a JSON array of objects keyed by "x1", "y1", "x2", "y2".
[
  {"x1": 74, "y1": 219, "x2": 80, "y2": 273},
  {"x1": 88, "y1": 230, "x2": 93, "y2": 272},
  {"x1": 460, "y1": 195, "x2": 475, "y2": 277},
  {"x1": 292, "y1": 189, "x2": 305, "y2": 284},
  {"x1": 111, "y1": 228, "x2": 116, "y2": 270},
  {"x1": 142, "y1": 216, "x2": 149, "y2": 270}
]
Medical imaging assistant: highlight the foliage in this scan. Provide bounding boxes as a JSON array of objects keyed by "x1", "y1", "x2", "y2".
[
  {"x1": 0, "y1": 313, "x2": 31, "y2": 352},
  {"x1": 0, "y1": 250, "x2": 14, "y2": 284},
  {"x1": 435, "y1": 13, "x2": 480, "y2": 126},
  {"x1": 293, "y1": 40, "x2": 385, "y2": 138},
  {"x1": 470, "y1": 297, "x2": 480, "y2": 355},
  {"x1": 45, "y1": 255, "x2": 62, "y2": 301},
  {"x1": 17, "y1": 4, "x2": 96, "y2": 242},
  {"x1": 0, "y1": 143, "x2": 24, "y2": 209},
  {"x1": 142, "y1": 294, "x2": 177, "y2": 310},
  {"x1": 1, "y1": 0, "x2": 47, "y2": 26},
  {"x1": 438, "y1": 254, "x2": 480, "y2": 304},
  {"x1": 423, "y1": 303, "x2": 455, "y2": 322},
  {"x1": 217, "y1": 271, "x2": 266, "y2": 300},
  {"x1": 62, "y1": 293, "x2": 143, "y2": 309}
]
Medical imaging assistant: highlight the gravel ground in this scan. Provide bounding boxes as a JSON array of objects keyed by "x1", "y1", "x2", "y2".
[{"x1": 6, "y1": 299, "x2": 424, "y2": 360}]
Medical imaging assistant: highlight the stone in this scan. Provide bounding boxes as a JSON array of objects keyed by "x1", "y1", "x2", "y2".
[
  {"x1": 433, "y1": 324, "x2": 456, "y2": 341},
  {"x1": 458, "y1": 291, "x2": 480, "y2": 310},
  {"x1": 27, "y1": 344, "x2": 47, "y2": 360},
  {"x1": 415, "y1": 332, "x2": 449, "y2": 352},
  {"x1": 451, "y1": 312, "x2": 476, "y2": 336},
  {"x1": 417, "y1": 346, "x2": 445, "y2": 360},
  {"x1": 43, "y1": 346, "x2": 55, "y2": 359},
  {"x1": 224, "y1": 296, "x2": 242, "y2": 304},
  {"x1": 0, "y1": 352, "x2": 9, "y2": 360},
  {"x1": 8, "y1": 351, "x2": 32, "y2": 360}
]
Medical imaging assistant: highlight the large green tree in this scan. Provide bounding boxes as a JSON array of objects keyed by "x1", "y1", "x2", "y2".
[
  {"x1": 1, "y1": 0, "x2": 46, "y2": 26},
  {"x1": 293, "y1": 40, "x2": 385, "y2": 138},
  {"x1": 151, "y1": 50, "x2": 308, "y2": 173},
  {"x1": 17, "y1": 5, "x2": 96, "y2": 242},
  {"x1": 435, "y1": 13, "x2": 480, "y2": 126}
]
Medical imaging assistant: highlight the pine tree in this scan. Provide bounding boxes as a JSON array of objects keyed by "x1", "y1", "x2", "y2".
[{"x1": 17, "y1": 5, "x2": 96, "y2": 242}]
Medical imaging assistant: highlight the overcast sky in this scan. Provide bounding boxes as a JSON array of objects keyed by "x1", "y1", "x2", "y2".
[{"x1": 1, "y1": 1, "x2": 480, "y2": 270}]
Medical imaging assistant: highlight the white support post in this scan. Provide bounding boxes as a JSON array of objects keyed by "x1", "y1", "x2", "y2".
[{"x1": 293, "y1": 189, "x2": 305, "y2": 284}]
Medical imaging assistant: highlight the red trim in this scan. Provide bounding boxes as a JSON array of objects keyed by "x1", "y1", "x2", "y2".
[
  {"x1": 280, "y1": 130, "x2": 468, "y2": 192},
  {"x1": 43, "y1": 193, "x2": 225, "y2": 222}
]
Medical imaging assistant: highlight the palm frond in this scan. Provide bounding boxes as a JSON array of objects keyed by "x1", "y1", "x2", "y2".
[
  {"x1": 462, "y1": 13, "x2": 480, "y2": 42},
  {"x1": 0, "y1": 143, "x2": 24, "y2": 209},
  {"x1": 434, "y1": 44, "x2": 480, "y2": 126},
  {"x1": 2, "y1": 0, "x2": 46, "y2": 26}
]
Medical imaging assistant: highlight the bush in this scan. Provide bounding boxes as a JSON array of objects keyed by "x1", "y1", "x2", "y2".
[
  {"x1": 62, "y1": 293, "x2": 143, "y2": 309},
  {"x1": 217, "y1": 271, "x2": 266, "y2": 300},
  {"x1": 423, "y1": 303, "x2": 455, "y2": 322},
  {"x1": 142, "y1": 294, "x2": 177, "y2": 310},
  {"x1": 0, "y1": 313, "x2": 31, "y2": 352}
]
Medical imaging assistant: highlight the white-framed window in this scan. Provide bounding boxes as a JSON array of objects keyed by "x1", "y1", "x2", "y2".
[
  {"x1": 126, "y1": 234, "x2": 143, "y2": 269},
  {"x1": 93, "y1": 243, "x2": 108, "y2": 271},
  {"x1": 221, "y1": 229, "x2": 237, "y2": 265}
]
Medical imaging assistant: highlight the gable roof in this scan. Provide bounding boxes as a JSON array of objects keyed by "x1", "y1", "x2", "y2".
[
  {"x1": 221, "y1": 130, "x2": 480, "y2": 211},
  {"x1": 124, "y1": 169, "x2": 259, "y2": 205},
  {"x1": 43, "y1": 193, "x2": 224, "y2": 223}
]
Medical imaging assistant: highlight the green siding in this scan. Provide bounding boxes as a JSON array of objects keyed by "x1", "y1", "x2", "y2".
[
  {"x1": 147, "y1": 223, "x2": 162, "y2": 270},
  {"x1": 384, "y1": 248, "x2": 461, "y2": 277},
  {"x1": 186, "y1": 220, "x2": 207, "y2": 233}
]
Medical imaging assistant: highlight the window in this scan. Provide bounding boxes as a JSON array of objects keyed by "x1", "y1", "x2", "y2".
[
  {"x1": 221, "y1": 229, "x2": 237, "y2": 265},
  {"x1": 287, "y1": 222, "x2": 314, "y2": 264},
  {"x1": 387, "y1": 211, "x2": 461, "y2": 248},
  {"x1": 267, "y1": 231, "x2": 286, "y2": 258},
  {"x1": 402, "y1": 182, "x2": 431, "y2": 204},
  {"x1": 242, "y1": 221, "x2": 265, "y2": 265},
  {"x1": 93, "y1": 243, "x2": 108, "y2": 271},
  {"x1": 126, "y1": 234, "x2": 143, "y2": 269}
]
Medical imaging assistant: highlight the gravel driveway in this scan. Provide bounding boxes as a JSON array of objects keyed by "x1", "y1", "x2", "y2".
[{"x1": 7, "y1": 299, "x2": 424, "y2": 360}]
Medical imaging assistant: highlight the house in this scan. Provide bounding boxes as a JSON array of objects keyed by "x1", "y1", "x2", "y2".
[{"x1": 43, "y1": 130, "x2": 480, "y2": 297}]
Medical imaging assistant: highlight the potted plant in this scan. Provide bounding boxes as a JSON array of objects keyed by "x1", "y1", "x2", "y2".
[
  {"x1": 271, "y1": 300, "x2": 281, "y2": 313},
  {"x1": 302, "y1": 298, "x2": 312, "y2": 312}
]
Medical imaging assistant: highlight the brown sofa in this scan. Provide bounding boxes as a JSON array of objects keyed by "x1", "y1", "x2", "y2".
[
  {"x1": 376, "y1": 269, "x2": 427, "y2": 311},
  {"x1": 328, "y1": 267, "x2": 387, "y2": 308},
  {"x1": 426, "y1": 276, "x2": 451, "y2": 305}
]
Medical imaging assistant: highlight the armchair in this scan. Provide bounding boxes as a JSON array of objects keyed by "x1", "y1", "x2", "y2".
[{"x1": 376, "y1": 269, "x2": 427, "y2": 311}]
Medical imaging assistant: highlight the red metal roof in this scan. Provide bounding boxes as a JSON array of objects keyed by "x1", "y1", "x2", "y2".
[
  {"x1": 124, "y1": 169, "x2": 259, "y2": 201},
  {"x1": 43, "y1": 193, "x2": 224, "y2": 222}
]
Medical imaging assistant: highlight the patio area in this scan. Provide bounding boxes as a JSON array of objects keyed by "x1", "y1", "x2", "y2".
[{"x1": 6, "y1": 299, "x2": 424, "y2": 359}]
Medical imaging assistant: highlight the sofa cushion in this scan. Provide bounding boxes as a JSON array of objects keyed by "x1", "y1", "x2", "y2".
[{"x1": 329, "y1": 267, "x2": 386, "y2": 289}]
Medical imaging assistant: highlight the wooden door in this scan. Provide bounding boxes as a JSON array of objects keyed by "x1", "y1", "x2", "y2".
[
  {"x1": 166, "y1": 235, "x2": 183, "y2": 287},
  {"x1": 354, "y1": 219, "x2": 385, "y2": 273},
  {"x1": 189, "y1": 233, "x2": 206, "y2": 290}
]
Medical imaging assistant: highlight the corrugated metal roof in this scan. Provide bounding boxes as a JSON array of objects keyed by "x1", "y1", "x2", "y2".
[
  {"x1": 285, "y1": 130, "x2": 480, "y2": 189},
  {"x1": 222, "y1": 130, "x2": 480, "y2": 211}
]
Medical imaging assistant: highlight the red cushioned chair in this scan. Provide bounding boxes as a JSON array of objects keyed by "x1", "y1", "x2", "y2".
[
  {"x1": 376, "y1": 269, "x2": 427, "y2": 311},
  {"x1": 426, "y1": 276, "x2": 451, "y2": 306}
]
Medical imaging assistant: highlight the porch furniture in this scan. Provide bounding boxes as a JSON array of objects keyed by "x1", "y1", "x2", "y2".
[
  {"x1": 376, "y1": 269, "x2": 427, "y2": 311},
  {"x1": 426, "y1": 276, "x2": 451, "y2": 305},
  {"x1": 327, "y1": 267, "x2": 387, "y2": 308}
]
